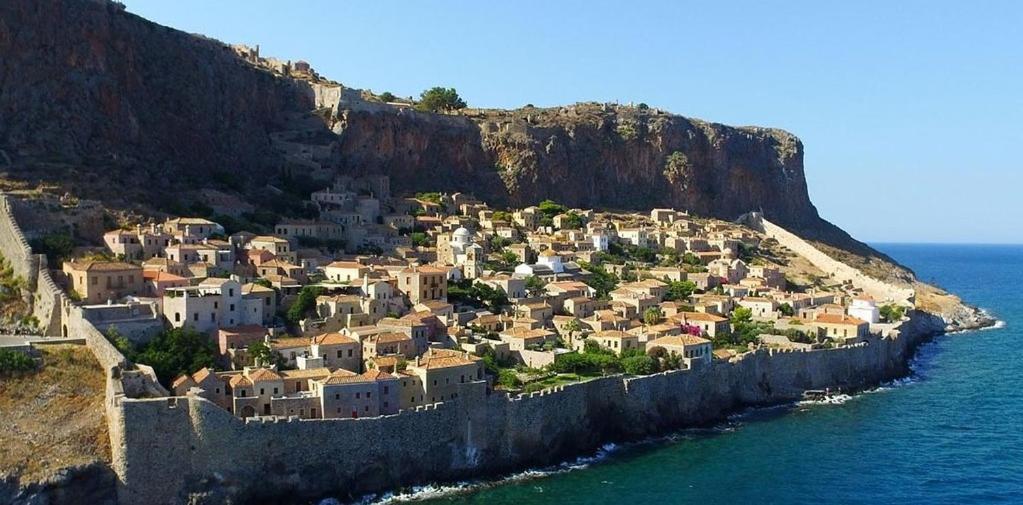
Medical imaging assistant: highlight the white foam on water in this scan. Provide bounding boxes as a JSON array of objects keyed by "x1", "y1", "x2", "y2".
[{"x1": 349, "y1": 443, "x2": 622, "y2": 504}]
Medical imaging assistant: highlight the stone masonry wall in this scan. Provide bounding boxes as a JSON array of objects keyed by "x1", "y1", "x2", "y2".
[
  {"x1": 740, "y1": 212, "x2": 916, "y2": 304},
  {"x1": 0, "y1": 194, "x2": 66, "y2": 335},
  {"x1": 111, "y1": 310, "x2": 945, "y2": 504}
]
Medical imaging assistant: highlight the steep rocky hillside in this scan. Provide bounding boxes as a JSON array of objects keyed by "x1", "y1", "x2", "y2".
[{"x1": 0, "y1": 0, "x2": 889, "y2": 265}]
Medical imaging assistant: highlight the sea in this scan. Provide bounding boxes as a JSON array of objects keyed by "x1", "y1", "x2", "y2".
[{"x1": 350, "y1": 244, "x2": 1023, "y2": 505}]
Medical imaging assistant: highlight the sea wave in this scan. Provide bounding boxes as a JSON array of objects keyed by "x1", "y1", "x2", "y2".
[
  {"x1": 345, "y1": 443, "x2": 621, "y2": 504},
  {"x1": 797, "y1": 393, "x2": 854, "y2": 406}
]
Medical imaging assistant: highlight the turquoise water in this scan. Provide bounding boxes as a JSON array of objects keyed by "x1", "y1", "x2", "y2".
[{"x1": 403, "y1": 244, "x2": 1023, "y2": 505}]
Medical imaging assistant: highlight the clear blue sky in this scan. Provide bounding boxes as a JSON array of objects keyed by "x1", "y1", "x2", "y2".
[{"x1": 121, "y1": 1, "x2": 1021, "y2": 244}]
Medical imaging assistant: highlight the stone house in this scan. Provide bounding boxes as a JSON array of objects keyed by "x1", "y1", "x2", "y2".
[
  {"x1": 588, "y1": 330, "x2": 641, "y2": 355},
  {"x1": 405, "y1": 349, "x2": 485, "y2": 404},
  {"x1": 63, "y1": 260, "x2": 144, "y2": 304},
  {"x1": 645, "y1": 334, "x2": 713, "y2": 368}
]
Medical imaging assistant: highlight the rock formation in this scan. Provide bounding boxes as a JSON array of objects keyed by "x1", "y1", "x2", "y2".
[{"x1": 0, "y1": 0, "x2": 881, "y2": 260}]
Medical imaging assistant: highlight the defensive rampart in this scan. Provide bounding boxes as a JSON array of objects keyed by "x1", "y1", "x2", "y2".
[
  {"x1": 739, "y1": 212, "x2": 916, "y2": 304},
  {"x1": 0, "y1": 192, "x2": 951, "y2": 505},
  {"x1": 111, "y1": 310, "x2": 945, "y2": 504}
]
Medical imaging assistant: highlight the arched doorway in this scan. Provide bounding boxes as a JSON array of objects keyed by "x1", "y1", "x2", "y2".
[{"x1": 241, "y1": 405, "x2": 255, "y2": 418}]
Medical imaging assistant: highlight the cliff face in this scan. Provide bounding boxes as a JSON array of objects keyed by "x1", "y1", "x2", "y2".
[
  {"x1": 1, "y1": 0, "x2": 872, "y2": 255},
  {"x1": 0, "y1": 0, "x2": 307, "y2": 204}
]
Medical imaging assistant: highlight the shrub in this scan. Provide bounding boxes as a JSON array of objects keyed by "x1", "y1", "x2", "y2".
[
  {"x1": 415, "y1": 87, "x2": 467, "y2": 112},
  {"x1": 0, "y1": 349, "x2": 36, "y2": 375}
]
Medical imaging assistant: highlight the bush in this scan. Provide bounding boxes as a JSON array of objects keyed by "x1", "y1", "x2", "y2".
[
  {"x1": 378, "y1": 91, "x2": 396, "y2": 102},
  {"x1": 880, "y1": 304, "x2": 905, "y2": 323},
  {"x1": 126, "y1": 327, "x2": 217, "y2": 386},
  {"x1": 622, "y1": 354, "x2": 658, "y2": 375},
  {"x1": 287, "y1": 286, "x2": 324, "y2": 324},
  {"x1": 664, "y1": 280, "x2": 696, "y2": 301},
  {"x1": 415, "y1": 87, "x2": 467, "y2": 112},
  {"x1": 30, "y1": 232, "x2": 75, "y2": 266},
  {"x1": 497, "y1": 369, "x2": 520, "y2": 389},
  {"x1": 0, "y1": 349, "x2": 36, "y2": 375}
]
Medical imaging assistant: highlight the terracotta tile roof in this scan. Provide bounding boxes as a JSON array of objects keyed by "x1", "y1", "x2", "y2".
[
  {"x1": 648, "y1": 335, "x2": 711, "y2": 347},
  {"x1": 280, "y1": 368, "x2": 332, "y2": 380},
  {"x1": 63, "y1": 260, "x2": 139, "y2": 272},
  {"x1": 270, "y1": 337, "x2": 310, "y2": 350},
  {"x1": 326, "y1": 261, "x2": 365, "y2": 269},
  {"x1": 677, "y1": 311, "x2": 728, "y2": 323},
  {"x1": 229, "y1": 374, "x2": 253, "y2": 387},
  {"x1": 191, "y1": 367, "x2": 215, "y2": 383},
  {"x1": 312, "y1": 333, "x2": 357, "y2": 346},
  {"x1": 172, "y1": 374, "x2": 195, "y2": 389},
  {"x1": 594, "y1": 330, "x2": 634, "y2": 340},
  {"x1": 143, "y1": 270, "x2": 187, "y2": 282},
  {"x1": 247, "y1": 368, "x2": 282, "y2": 382},
  {"x1": 414, "y1": 349, "x2": 481, "y2": 370},
  {"x1": 372, "y1": 332, "x2": 412, "y2": 344},
  {"x1": 321, "y1": 369, "x2": 394, "y2": 385},
  {"x1": 814, "y1": 314, "x2": 867, "y2": 326}
]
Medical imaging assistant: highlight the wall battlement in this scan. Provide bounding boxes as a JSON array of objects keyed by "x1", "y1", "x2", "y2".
[{"x1": 110, "y1": 312, "x2": 944, "y2": 504}]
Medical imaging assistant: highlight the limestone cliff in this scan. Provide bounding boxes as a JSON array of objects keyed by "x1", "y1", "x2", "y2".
[{"x1": 0, "y1": 0, "x2": 884, "y2": 261}]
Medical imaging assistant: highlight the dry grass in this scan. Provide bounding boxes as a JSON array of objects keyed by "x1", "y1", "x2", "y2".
[{"x1": 0, "y1": 344, "x2": 109, "y2": 483}]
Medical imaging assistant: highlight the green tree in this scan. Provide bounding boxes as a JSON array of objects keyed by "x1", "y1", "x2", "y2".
[
  {"x1": 664, "y1": 280, "x2": 697, "y2": 301},
  {"x1": 731, "y1": 306, "x2": 753, "y2": 326},
  {"x1": 563, "y1": 318, "x2": 582, "y2": 338},
  {"x1": 524, "y1": 275, "x2": 547, "y2": 297},
  {"x1": 879, "y1": 304, "x2": 906, "y2": 323},
  {"x1": 578, "y1": 261, "x2": 619, "y2": 299},
  {"x1": 497, "y1": 369, "x2": 521, "y2": 389},
  {"x1": 249, "y1": 341, "x2": 280, "y2": 368},
  {"x1": 410, "y1": 232, "x2": 431, "y2": 247},
  {"x1": 287, "y1": 286, "x2": 324, "y2": 324},
  {"x1": 622, "y1": 354, "x2": 657, "y2": 375},
  {"x1": 133, "y1": 327, "x2": 217, "y2": 386},
  {"x1": 778, "y1": 303, "x2": 795, "y2": 317},
  {"x1": 559, "y1": 212, "x2": 584, "y2": 230},
  {"x1": 643, "y1": 306, "x2": 664, "y2": 326},
  {"x1": 378, "y1": 91, "x2": 396, "y2": 102},
  {"x1": 415, "y1": 87, "x2": 467, "y2": 112}
]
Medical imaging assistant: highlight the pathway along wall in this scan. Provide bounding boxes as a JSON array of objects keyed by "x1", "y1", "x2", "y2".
[{"x1": 111, "y1": 311, "x2": 945, "y2": 504}]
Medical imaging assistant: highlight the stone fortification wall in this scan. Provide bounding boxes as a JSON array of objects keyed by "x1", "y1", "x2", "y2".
[
  {"x1": 111, "y1": 310, "x2": 946, "y2": 504},
  {"x1": 0, "y1": 194, "x2": 65, "y2": 336},
  {"x1": 740, "y1": 212, "x2": 915, "y2": 304}
]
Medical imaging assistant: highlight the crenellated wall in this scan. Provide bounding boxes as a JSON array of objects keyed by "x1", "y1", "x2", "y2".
[
  {"x1": 110, "y1": 310, "x2": 945, "y2": 504},
  {"x1": 0, "y1": 193, "x2": 66, "y2": 336}
]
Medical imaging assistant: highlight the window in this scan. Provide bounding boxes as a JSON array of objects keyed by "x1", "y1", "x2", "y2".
[
  {"x1": 214, "y1": 301, "x2": 218, "y2": 309},
  {"x1": 229, "y1": 289, "x2": 235, "y2": 297},
  {"x1": 364, "y1": 405, "x2": 369, "y2": 412},
  {"x1": 193, "y1": 313, "x2": 199, "y2": 322},
  {"x1": 347, "y1": 349, "x2": 353, "y2": 357},
  {"x1": 230, "y1": 304, "x2": 235, "y2": 311},
  {"x1": 335, "y1": 394, "x2": 340, "y2": 400},
  {"x1": 211, "y1": 313, "x2": 216, "y2": 322},
  {"x1": 175, "y1": 313, "x2": 181, "y2": 322},
  {"x1": 383, "y1": 386, "x2": 389, "y2": 394},
  {"x1": 273, "y1": 388, "x2": 278, "y2": 395},
  {"x1": 260, "y1": 388, "x2": 265, "y2": 395},
  {"x1": 366, "y1": 391, "x2": 372, "y2": 398},
  {"x1": 356, "y1": 392, "x2": 360, "y2": 399}
]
